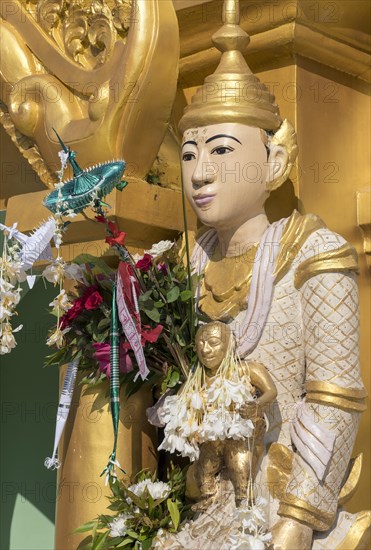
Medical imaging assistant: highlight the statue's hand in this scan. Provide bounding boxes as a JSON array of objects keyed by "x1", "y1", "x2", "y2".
[
  {"x1": 271, "y1": 518, "x2": 313, "y2": 550},
  {"x1": 239, "y1": 400, "x2": 263, "y2": 420}
]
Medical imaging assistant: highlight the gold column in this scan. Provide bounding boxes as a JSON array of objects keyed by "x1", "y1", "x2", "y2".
[{"x1": 55, "y1": 373, "x2": 157, "y2": 550}]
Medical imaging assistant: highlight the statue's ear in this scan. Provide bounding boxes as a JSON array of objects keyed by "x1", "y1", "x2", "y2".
[
  {"x1": 265, "y1": 145, "x2": 289, "y2": 191},
  {"x1": 265, "y1": 119, "x2": 298, "y2": 191}
]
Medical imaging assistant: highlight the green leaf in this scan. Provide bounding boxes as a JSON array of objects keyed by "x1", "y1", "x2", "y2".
[
  {"x1": 139, "y1": 290, "x2": 153, "y2": 302},
  {"x1": 166, "y1": 286, "x2": 180, "y2": 303},
  {"x1": 143, "y1": 307, "x2": 161, "y2": 323},
  {"x1": 168, "y1": 370, "x2": 180, "y2": 388},
  {"x1": 166, "y1": 499, "x2": 180, "y2": 530},
  {"x1": 97, "y1": 318, "x2": 111, "y2": 331},
  {"x1": 141, "y1": 538, "x2": 153, "y2": 550},
  {"x1": 179, "y1": 290, "x2": 193, "y2": 302},
  {"x1": 116, "y1": 539, "x2": 134, "y2": 547},
  {"x1": 72, "y1": 255, "x2": 114, "y2": 275},
  {"x1": 74, "y1": 520, "x2": 99, "y2": 534},
  {"x1": 92, "y1": 531, "x2": 109, "y2": 550},
  {"x1": 125, "y1": 530, "x2": 139, "y2": 540}
]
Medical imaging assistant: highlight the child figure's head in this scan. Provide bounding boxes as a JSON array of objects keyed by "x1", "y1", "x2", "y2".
[{"x1": 195, "y1": 321, "x2": 233, "y2": 374}]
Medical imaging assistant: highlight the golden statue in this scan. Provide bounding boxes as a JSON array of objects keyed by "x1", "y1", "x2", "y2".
[
  {"x1": 158, "y1": 1, "x2": 370, "y2": 548},
  {"x1": 193, "y1": 321, "x2": 277, "y2": 511}
]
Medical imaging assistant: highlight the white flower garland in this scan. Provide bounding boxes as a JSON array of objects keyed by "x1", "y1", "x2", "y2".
[
  {"x1": 0, "y1": 232, "x2": 25, "y2": 354},
  {"x1": 158, "y1": 339, "x2": 255, "y2": 461},
  {"x1": 228, "y1": 497, "x2": 272, "y2": 550}
]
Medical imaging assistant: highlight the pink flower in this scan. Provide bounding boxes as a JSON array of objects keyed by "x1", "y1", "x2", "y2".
[
  {"x1": 135, "y1": 254, "x2": 152, "y2": 272},
  {"x1": 92, "y1": 342, "x2": 133, "y2": 378},
  {"x1": 157, "y1": 263, "x2": 167, "y2": 275}
]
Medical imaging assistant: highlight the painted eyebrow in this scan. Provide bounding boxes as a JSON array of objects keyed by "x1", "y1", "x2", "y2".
[
  {"x1": 182, "y1": 140, "x2": 197, "y2": 148},
  {"x1": 205, "y1": 134, "x2": 242, "y2": 144}
]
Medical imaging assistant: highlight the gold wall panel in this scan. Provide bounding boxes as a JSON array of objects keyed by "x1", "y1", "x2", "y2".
[{"x1": 295, "y1": 59, "x2": 370, "y2": 513}]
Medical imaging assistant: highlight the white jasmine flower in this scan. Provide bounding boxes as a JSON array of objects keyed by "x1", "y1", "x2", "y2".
[
  {"x1": 207, "y1": 377, "x2": 253, "y2": 408},
  {"x1": 0, "y1": 303, "x2": 13, "y2": 322},
  {"x1": 66, "y1": 209, "x2": 77, "y2": 218},
  {"x1": 54, "y1": 232, "x2": 63, "y2": 248},
  {"x1": 227, "y1": 417, "x2": 254, "y2": 440},
  {"x1": 190, "y1": 391, "x2": 204, "y2": 410},
  {"x1": 0, "y1": 257, "x2": 26, "y2": 284},
  {"x1": 146, "y1": 240, "x2": 174, "y2": 259},
  {"x1": 109, "y1": 513, "x2": 132, "y2": 537},
  {"x1": 181, "y1": 417, "x2": 199, "y2": 438},
  {"x1": 42, "y1": 259, "x2": 66, "y2": 285},
  {"x1": 0, "y1": 278, "x2": 15, "y2": 293},
  {"x1": 229, "y1": 531, "x2": 271, "y2": 550},
  {"x1": 58, "y1": 150, "x2": 69, "y2": 170},
  {"x1": 0, "y1": 325, "x2": 17, "y2": 355},
  {"x1": 237, "y1": 497, "x2": 268, "y2": 532},
  {"x1": 199, "y1": 411, "x2": 227, "y2": 442},
  {"x1": 49, "y1": 289, "x2": 71, "y2": 312},
  {"x1": 46, "y1": 326, "x2": 71, "y2": 348}
]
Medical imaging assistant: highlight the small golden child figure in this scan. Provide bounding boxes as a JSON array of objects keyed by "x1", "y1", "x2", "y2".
[{"x1": 193, "y1": 321, "x2": 277, "y2": 510}]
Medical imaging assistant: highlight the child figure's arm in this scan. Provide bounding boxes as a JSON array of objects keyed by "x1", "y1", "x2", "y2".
[{"x1": 246, "y1": 361, "x2": 277, "y2": 407}]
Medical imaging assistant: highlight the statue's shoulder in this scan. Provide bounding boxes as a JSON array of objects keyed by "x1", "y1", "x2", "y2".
[{"x1": 275, "y1": 210, "x2": 358, "y2": 288}]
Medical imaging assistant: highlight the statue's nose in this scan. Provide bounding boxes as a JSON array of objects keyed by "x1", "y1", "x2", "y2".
[{"x1": 191, "y1": 152, "x2": 217, "y2": 188}]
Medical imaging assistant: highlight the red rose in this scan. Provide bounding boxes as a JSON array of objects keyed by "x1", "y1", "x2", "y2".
[
  {"x1": 84, "y1": 290, "x2": 103, "y2": 310},
  {"x1": 135, "y1": 254, "x2": 152, "y2": 272},
  {"x1": 59, "y1": 297, "x2": 84, "y2": 329}
]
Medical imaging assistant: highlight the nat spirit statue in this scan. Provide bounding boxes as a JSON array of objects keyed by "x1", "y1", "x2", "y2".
[{"x1": 161, "y1": 1, "x2": 369, "y2": 548}]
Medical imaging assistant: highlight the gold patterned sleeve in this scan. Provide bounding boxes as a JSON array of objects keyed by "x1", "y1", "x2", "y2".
[{"x1": 278, "y1": 270, "x2": 367, "y2": 532}]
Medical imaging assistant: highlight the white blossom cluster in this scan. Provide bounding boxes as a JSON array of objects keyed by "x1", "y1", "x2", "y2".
[
  {"x1": 127, "y1": 479, "x2": 171, "y2": 501},
  {"x1": 0, "y1": 238, "x2": 25, "y2": 355},
  {"x1": 109, "y1": 513, "x2": 133, "y2": 537},
  {"x1": 158, "y1": 371, "x2": 254, "y2": 462},
  {"x1": 108, "y1": 480, "x2": 171, "y2": 538},
  {"x1": 228, "y1": 497, "x2": 272, "y2": 550}
]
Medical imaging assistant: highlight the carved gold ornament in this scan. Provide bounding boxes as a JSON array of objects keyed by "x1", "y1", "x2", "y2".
[{"x1": 0, "y1": 0, "x2": 179, "y2": 185}]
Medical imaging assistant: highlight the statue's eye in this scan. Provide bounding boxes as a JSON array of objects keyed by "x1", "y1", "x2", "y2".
[
  {"x1": 211, "y1": 146, "x2": 234, "y2": 155},
  {"x1": 208, "y1": 338, "x2": 222, "y2": 346},
  {"x1": 182, "y1": 152, "x2": 196, "y2": 162}
]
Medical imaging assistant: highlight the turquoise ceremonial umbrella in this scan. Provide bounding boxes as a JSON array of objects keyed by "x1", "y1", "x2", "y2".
[{"x1": 43, "y1": 130, "x2": 127, "y2": 215}]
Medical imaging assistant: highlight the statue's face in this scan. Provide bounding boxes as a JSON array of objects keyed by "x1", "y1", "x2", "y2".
[
  {"x1": 196, "y1": 322, "x2": 231, "y2": 372},
  {"x1": 181, "y1": 123, "x2": 269, "y2": 229}
]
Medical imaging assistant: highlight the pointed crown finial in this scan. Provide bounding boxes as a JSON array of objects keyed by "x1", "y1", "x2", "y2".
[{"x1": 179, "y1": 0, "x2": 282, "y2": 133}]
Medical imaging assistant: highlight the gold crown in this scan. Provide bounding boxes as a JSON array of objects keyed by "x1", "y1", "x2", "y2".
[{"x1": 179, "y1": 0, "x2": 282, "y2": 133}]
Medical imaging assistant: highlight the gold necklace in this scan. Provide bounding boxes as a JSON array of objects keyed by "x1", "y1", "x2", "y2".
[{"x1": 199, "y1": 243, "x2": 258, "y2": 321}]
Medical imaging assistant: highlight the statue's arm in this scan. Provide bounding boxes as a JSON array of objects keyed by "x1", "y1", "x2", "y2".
[
  {"x1": 248, "y1": 362, "x2": 277, "y2": 407},
  {"x1": 277, "y1": 270, "x2": 367, "y2": 533}
]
